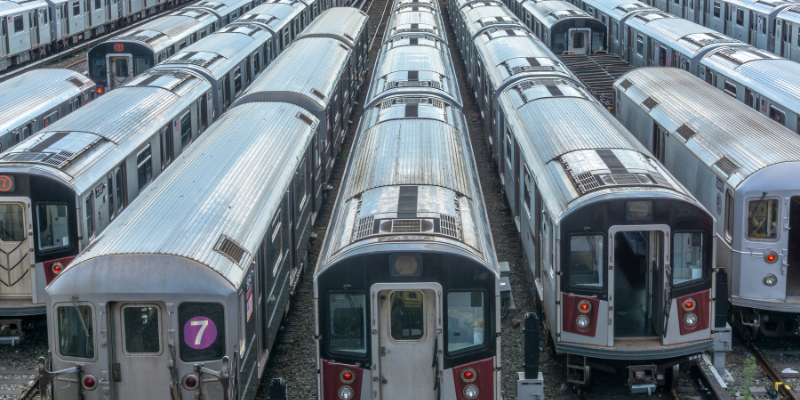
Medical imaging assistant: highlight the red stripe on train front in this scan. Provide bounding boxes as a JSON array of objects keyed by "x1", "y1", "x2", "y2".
[
  {"x1": 676, "y1": 289, "x2": 710, "y2": 335},
  {"x1": 452, "y1": 357, "x2": 493, "y2": 400},
  {"x1": 322, "y1": 360, "x2": 363, "y2": 400},
  {"x1": 562, "y1": 293, "x2": 599, "y2": 337},
  {"x1": 43, "y1": 255, "x2": 77, "y2": 285}
]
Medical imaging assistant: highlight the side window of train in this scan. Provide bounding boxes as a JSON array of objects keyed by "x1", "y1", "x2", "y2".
[
  {"x1": 736, "y1": 8, "x2": 744, "y2": 26},
  {"x1": 523, "y1": 166, "x2": 533, "y2": 214},
  {"x1": 636, "y1": 34, "x2": 644, "y2": 57},
  {"x1": 85, "y1": 195, "x2": 94, "y2": 239},
  {"x1": 568, "y1": 233, "x2": 604, "y2": 288},
  {"x1": 747, "y1": 197, "x2": 779, "y2": 241},
  {"x1": 56, "y1": 303, "x2": 95, "y2": 359},
  {"x1": 136, "y1": 144, "x2": 153, "y2": 192},
  {"x1": 178, "y1": 303, "x2": 225, "y2": 362},
  {"x1": 504, "y1": 128, "x2": 512, "y2": 168},
  {"x1": 234, "y1": 66, "x2": 242, "y2": 96},
  {"x1": 73, "y1": 1, "x2": 80, "y2": 16},
  {"x1": 724, "y1": 190, "x2": 734, "y2": 242},
  {"x1": 769, "y1": 105, "x2": 786, "y2": 126},
  {"x1": 253, "y1": 52, "x2": 261, "y2": 76},
  {"x1": 180, "y1": 111, "x2": 191, "y2": 150},
  {"x1": 612, "y1": 21, "x2": 618, "y2": 41},
  {"x1": 160, "y1": 124, "x2": 174, "y2": 170},
  {"x1": 36, "y1": 203, "x2": 70, "y2": 251},
  {"x1": 713, "y1": 1, "x2": 720, "y2": 18},
  {"x1": 13, "y1": 15, "x2": 23, "y2": 33},
  {"x1": 446, "y1": 291, "x2": 486, "y2": 352},
  {"x1": 296, "y1": 156, "x2": 308, "y2": 212},
  {"x1": 269, "y1": 210, "x2": 283, "y2": 276},
  {"x1": 673, "y1": 232, "x2": 705, "y2": 285}
]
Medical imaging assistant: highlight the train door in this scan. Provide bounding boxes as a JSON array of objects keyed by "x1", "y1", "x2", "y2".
[
  {"x1": 108, "y1": 303, "x2": 170, "y2": 399},
  {"x1": 789, "y1": 197, "x2": 800, "y2": 299},
  {"x1": 30, "y1": 10, "x2": 40, "y2": 47},
  {"x1": 371, "y1": 284, "x2": 442, "y2": 400},
  {"x1": 744, "y1": 88, "x2": 759, "y2": 110},
  {"x1": 106, "y1": 54, "x2": 133, "y2": 89},
  {"x1": 724, "y1": 4, "x2": 731, "y2": 35},
  {"x1": 652, "y1": 123, "x2": 666, "y2": 163},
  {"x1": 568, "y1": 28, "x2": 590, "y2": 54},
  {"x1": 0, "y1": 200, "x2": 33, "y2": 299},
  {"x1": 626, "y1": 27, "x2": 633, "y2": 61},
  {"x1": 608, "y1": 226, "x2": 668, "y2": 342},
  {"x1": 8, "y1": 14, "x2": 31, "y2": 56},
  {"x1": 748, "y1": 11, "x2": 755, "y2": 45}
]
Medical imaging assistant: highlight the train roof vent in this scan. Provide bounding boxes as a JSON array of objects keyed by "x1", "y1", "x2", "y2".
[
  {"x1": 571, "y1": 171, "x2": 601, "y2": 193},
  {"x1": 310, "y1": 88, "x2": 327, "y2": 100},
  {"x1": 67, "y1": 77, "x2": 87, "y2": 88},
  {"x1": 479, "y1": 16, "x2": 510, "y2": 26},
  {"x1": 246, "y1": 26, "x2": 263, "y2": 37},
  {"x1": 675, "y1": 124, "x2": 696, "y2": 141},
  {"x1": 713, "y1": 156, "x2": 741, "y2": 177},
  {"x1": 296, "y1": 112, "x2": 314, "y2": 125},
  {"x1": 511, "y1": 65, "x2": 555, "y2": 74},
  {"x1": 353, "y1": 215, "x2": 375, "y2": 241},
  {"x1": 339, "y1": 43, "x2": 349, "y2": 51},
  {"x1": 713, "y1": 47, "x2": 779, "y2": 65},
  {"x1": 642, "y1": 96, "x2": 659, "y2": 110},
  {"x1": 1, "y1": 152, "x2": 51, "y2": 163},
  {"x1": 619, "y1": 79, "x2": 633, "y2": 90},
  {"x1": 385, "y1": 80, "x2": 442, "y2": 90},
  {"x1": 634, "y1": 11, "x2": 672, "y2": 21},
  {"x1": 214, "y1": 235, "x2": 249, "y2": 266},
  {"x1": 551, "y1": 10, "x2": 586, "y2": 20},
  {"x1": 683, "y1": 32, "x2": 732, "y2": 46},
  {"x1": 343, "y1": 33, "x2": 354, "y2": 40},
  {"x1": 244, "y1": 15, "x2": 278, "y2": 25},
  {"x1": 380, "y1": 97, "x2": 444, "y2": 108},
  {"x1": 197, "y1": 1, "x2": 225, "y2": 9},
  {"x1": 1, "y1": 137, "x2": 104, "y2": 170}
]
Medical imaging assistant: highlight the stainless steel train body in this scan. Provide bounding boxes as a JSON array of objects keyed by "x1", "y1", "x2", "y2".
[
  {"x1": 0, "y1": 0, "x2": 196, "y2": 72},
  {"x1": 37, "y1": 8, "x2": 367, "y2": 399},
  {"x1": 233, "y1": 7, "x2": 369, "y2": 225},
  {"x1": 614, "y1": 68, "x2": 800, "y2": 337},
  {"x1": 151, "y1": 20, "x2": 276, "y2": 116},
  {"x1": 447, "y1": 0, "x2": 723, "y2": 389},
  {"x1": 447, "y1": 0, "x2": 578, "y2": 167},
  {"x1": 504, "y1": 0, "x2": 608, "y2": 54},
  {"x1": 87, "y1": 0, "x2": 259, "y2": 92},
  {"x1": 314, "y1": 1, "x2": 503, "y2": 399},
  {"x1": 0, "y1": 69, "x2": 97, "y2": 153},
  {"x1": 0, "y1": 69, "x2": 212, "y2": 316},
  {"x1": 562, "y1": 0, "x2": 800, "y2": 134}
]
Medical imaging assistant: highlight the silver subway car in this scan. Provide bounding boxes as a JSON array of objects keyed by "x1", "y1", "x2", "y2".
[
  {"x1": 511, "y1": 0, "x2": 608, "y2": 55},
  {"x1": 39, "y1": 101, "x2": 321, "y2": 400},
  {"x1": 0, "y1": 69, "x2": 96, "y2": 153},
  {"x1": 614, "y1": 68, "x2": 800, "y2": 338},
  {"x1": 0, "y1": 69, "x2": 211, "y2": 318},
  {"x1": 233, "y1": 7, "x2": 369, "y2": 225},
  {"x1": 314, "y1": 0, "x2": 503, "y2": 399}
]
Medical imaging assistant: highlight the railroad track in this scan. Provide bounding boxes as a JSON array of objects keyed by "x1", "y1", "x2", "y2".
[
  {"x1": 0, "y1": 369, "x2": 38, "y2": 399},
  {"x1": 750, "y1": 345, "x2": 800, "y2": 400},
  {"x1": 0, "y1": 0, "x2": 200, "y2": 82}
]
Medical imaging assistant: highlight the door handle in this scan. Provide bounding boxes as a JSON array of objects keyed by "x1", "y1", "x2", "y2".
[
  {"x1": 380, "y1": 346, "x2": 386, "y2": 357},
  {"x1": 112, "y1": 363, "x2": 121, "y2": 382}
]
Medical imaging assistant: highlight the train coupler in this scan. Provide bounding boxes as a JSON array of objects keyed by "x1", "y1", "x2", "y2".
[{"x1": 627, "y1": 365, "x2": 657, "y2": 395}]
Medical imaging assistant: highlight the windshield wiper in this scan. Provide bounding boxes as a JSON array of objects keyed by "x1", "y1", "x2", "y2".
[
  {"x1": 343, "y1": 284, "x2": 361, "y2": 325},
  {"x1": 69, "y1": 296, "x2": 92, "y2": 347},
  {"x1": 748, "y1": 192, "x2": 768, "y2": 233},
  {"x1": 584, "y1": 227, "x2": 598, "y2": 270}
]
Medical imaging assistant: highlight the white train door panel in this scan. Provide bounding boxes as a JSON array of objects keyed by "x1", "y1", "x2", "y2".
[
  {"x1": 38, "y1": 8, "x2": 50, "y2": 44},
  {"x1": 0, "y1": 19, "x2": 7, "y2": 57},
  {"x1": 69, "y1": 0, "x2": 85, "y2": 36},
  {"x1": 29, "y1": 10, "x2": 39, "y2": 46},
  {"x1": 0, "y1": 199, "x2": 34, "y2": 299},
  {"x1": 89, "y1": 0, "x2": 105, "y2": 29},
  {"x1": 8, "y1": 14, "x2": 31, "y2": 55}
]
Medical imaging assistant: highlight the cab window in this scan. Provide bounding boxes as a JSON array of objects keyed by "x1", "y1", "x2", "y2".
[
  {"x1": 123, "y1": 305, "x2": 161, "y2": 354},
  {"x1": 36, "y1": 203, "x2": 70, "y2": 251},
  {"x1": 673, "y1": 232, "x2": 705, "y2": 285},
  {"x1": 57, "y1": 304, "x2": 94, "y2": 358},
  {"x1": 178, "y1": 302, "x2": 225, "y2": 362},
  {"x1": 747, "y1": 198, "x2": 779, "y2": 240},
  {"x1": 568, "y1": 234, "x2": 604, "y2": 288},
  {"x1": 329, "y1": 293, "x2": 366, "y2": 354},
  {"x1": 447, "y1": 291, "x2": 485, "y2": 352}
]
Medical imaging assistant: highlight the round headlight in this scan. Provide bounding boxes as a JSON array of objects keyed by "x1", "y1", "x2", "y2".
[
  {"x1": 338, "y1": 386, "x2": 354, "y2": 400},
  {"x1": 765, "y1": 251, "x2": 779, "y2": 264},
  {"x1": 681, "y1": 298, "x2": 696, "y2": 311},
  {"x1": 463, "y1": 384, "x2": 480, "y2": 399},
  {"x1": 578, "y1": 300, "x2": 591, "y2": 313},
  {"x1": 764, "y1": 274, "x2": 778, "y2": 287},
  {"x1": 683, "y1": 313, "x2": 698, "y2": 327},
  {"x1": 576, "y1": 315, "x2": 590, "y2": 329},
  {"x1": 340, "y1": 369, "x2": 355, "y2": 384}
]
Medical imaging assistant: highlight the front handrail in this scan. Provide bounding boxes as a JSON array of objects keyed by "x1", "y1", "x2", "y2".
[{"x1": 38, "y1": 357, "x2": 82, "y2": 399}]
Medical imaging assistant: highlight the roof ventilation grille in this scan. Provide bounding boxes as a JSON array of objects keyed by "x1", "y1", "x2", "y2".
[
  {"x1": 642, "y1": 96, "x2": 659, "y2": 110},
  {"x1": 297, "y1": 113, "x2": 314, "y2": 125},
  {"x1": 214, "y1": 235, "x2": 249, "y2": 267},
  {"x1": 353, "y1": 215, "x2": 375, "y2": 241},
  {"x1": 619, "y1": 79, "x2": 633, "y2": 89},
  {"x1": 713, "y1": 156, "x2": 741, "y2": 177},
  {"x1": 675, "y1": 124, "x2": 696, "y2": 141}
]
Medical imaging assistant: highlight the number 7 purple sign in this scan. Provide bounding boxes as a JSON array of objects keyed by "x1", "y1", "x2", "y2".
[{"x1": 184, "y1": 316, "x2": 218, "y2": 350}]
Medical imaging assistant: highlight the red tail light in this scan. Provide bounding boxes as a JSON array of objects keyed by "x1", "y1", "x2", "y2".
[
  {"x1": 82, "y1": 374, "x2": 97, "y2": 390},
  {"x1": 182, "y1": 374, "x2": 199, "y2": 390},
  {"x1": 97, "y1": 86, "x2": 105, "y2": 95},
  {"x1": 453, "y1": 358, "x2": 493, "y2": 400},
  {"x1": 676, "y1": 290, "x2": 709, "y2": 335},
  {"x1": 43, "y1": 256, "x2": 77, "y2": 285},
  {"x1": 322, "y1": 360, "x2": 362, "y2": 400}
]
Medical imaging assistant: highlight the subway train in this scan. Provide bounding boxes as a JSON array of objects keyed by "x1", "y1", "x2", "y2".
[
  {"x1": 614, "y1": 67, "x2": 800, "y2": 338},
  {"x1": 0, "y1": 69, "x2": 96, "y2": 153},
  {"x1": 0, "y1": 0, "x2": 333, "y2": 323},
  {"x1": 36, "y1": 7, "x2": 368, "y2": 400},
  {"x1": 313, "y1": 0, "x2": 508, "y2": 399},
  {"x1": 448, "y1": 0, "x2": 729, "y2": 391},
  {"x1": 560, "y1": 0, "x2": 800, "y2": 134},
  {"x1": 0, "y1": 0, "x2": 194, "y2": 72}
]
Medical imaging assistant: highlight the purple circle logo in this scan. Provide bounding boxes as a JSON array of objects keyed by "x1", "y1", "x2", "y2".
[{"x1": 183, "y1": 317, "x2": 218, "y2": 350}]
